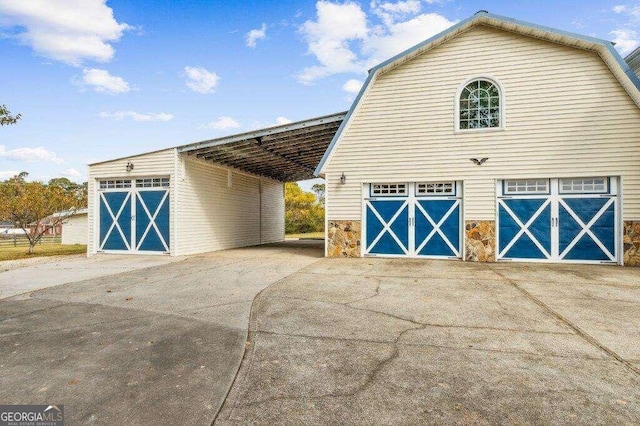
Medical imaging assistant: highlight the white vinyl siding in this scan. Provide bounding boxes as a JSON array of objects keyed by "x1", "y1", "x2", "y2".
[
  {"x1": 324, "y1": 25, "x2": 640, "y2": 221},
  {"x1": 261, "y1": 180, "x2": 285, "y2": 244},
  {"x1": 175, "y1": 155, "x2": 284, "y2": 256},
  {"x1": 87, "y1": 149, "x2": 177, "y2": 255},
  {"x1": 62, "y1": 214, "x2": 88, "y2": 245}
]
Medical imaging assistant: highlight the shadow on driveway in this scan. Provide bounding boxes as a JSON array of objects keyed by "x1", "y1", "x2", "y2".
[{"x1": 0, "y1": 241, "x2": 323, "y2": 425}]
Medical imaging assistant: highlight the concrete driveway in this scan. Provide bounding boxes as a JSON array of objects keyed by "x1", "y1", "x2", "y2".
[
  {"x1": 0, "y1": 254, "x2": 181, "y2": 299},
  {"x1": 0, "y1": 241, "x2": 322, "y2": 425},
  {"x1": 217, "y1": 259, "x2": 640, "y2": 424}
]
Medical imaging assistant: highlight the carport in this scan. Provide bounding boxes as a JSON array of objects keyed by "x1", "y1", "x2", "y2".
[
  {"x1": 178, "y1": 112, "x2": 346, "y2": 182},
  {"x1": 87, "y1": 112, "x2": 345, "y2": 257}
]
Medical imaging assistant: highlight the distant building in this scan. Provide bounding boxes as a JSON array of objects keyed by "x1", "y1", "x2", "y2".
[
  {"x1": 61, "y1": 209, "x2": 88, "y2": 245},
  {"x1": 28, "y1": 216, "x2": 62, "y2": 236},
  {"x1": 28, "y1": 208, "x2": 88, "y2": 238}
]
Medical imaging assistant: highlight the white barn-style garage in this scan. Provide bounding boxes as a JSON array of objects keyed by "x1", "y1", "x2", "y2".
[
  {"x1": 316, "y1": 11, "x2": 640, "y2": 266},
  {"x1": 87, "y1": 113, "x2": 344, "y2": 256}
]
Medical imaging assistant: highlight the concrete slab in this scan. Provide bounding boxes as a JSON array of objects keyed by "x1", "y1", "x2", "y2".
[
  {"x1": 221, "y1": 335, "x2": 640, "y2": 425},
  {"x1": 0, "y1": 254, "x2": 181, "y2": 299},
  {"x1": 4, "y1": 244, "x2": 640, "y2": 424},
  {"x1": 349, "y1": 276, "x2": 569, "y2": 332},
  {"x1": 218, "y1": 257, "x2": 640, "y2": 424},
  {"x1": 0, "y1": 299, "x2": 244, "y2": 425},
  {"x1": 254, "y1": 295, "x2": 417, "y2": 343},
  {"x1": 520, "y1": 295, "x2": 640, "y2": 361},
  {"x1": 488, "y1": 262, "x2": 640, "y2": 286},
  {"x1": 0, "y1": 241, "x2": 324, "y2": 425},
  {"x1": 518, "y1": 280, "x2": 640, "y2": 302},
  {"x1": 400, "y1": 325, "x2": 606, "y2": 359}
]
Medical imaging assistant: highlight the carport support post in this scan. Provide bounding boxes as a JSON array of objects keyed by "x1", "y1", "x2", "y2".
[{"x1": 259, "y1": 179, "x2": 262, "y2": 245}]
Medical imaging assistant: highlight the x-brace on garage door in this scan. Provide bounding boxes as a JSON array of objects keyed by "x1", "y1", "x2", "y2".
[
  {"x1": 363, "y1": 182, "x2": 462, "y2": 258},
  {"x1": 98, "y1": 177, "x2": 170, "y2": 254},
  {"x1": 497, "y1": 177, "x2": 618, "y2": 264}
]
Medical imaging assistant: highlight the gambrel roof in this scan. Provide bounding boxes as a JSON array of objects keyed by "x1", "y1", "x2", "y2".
[{"x1": 315, "y1": 11, "x2": 640, "y2": 177}]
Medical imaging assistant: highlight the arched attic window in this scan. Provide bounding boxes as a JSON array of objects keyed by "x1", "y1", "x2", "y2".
[{"x1": 456, "y1": 78, "x2": 504, "y2": 131}]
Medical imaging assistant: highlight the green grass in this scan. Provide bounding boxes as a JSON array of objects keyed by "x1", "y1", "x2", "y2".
[
  {"x1": 0, "y1": 244, "x2": 87, "y2": 262},
  {"x1": 285, "y1": 232, "x2": 324, "y2": 240}
]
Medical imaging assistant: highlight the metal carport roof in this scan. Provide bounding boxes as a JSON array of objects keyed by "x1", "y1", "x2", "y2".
[{"x1": 178, "y1": 112, "x2": 346, "y2": 182}]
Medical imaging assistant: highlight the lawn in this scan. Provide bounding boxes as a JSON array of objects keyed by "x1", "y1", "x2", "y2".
[
  {"x1": 0, "y1": 244, "x2": 87, "y2": 262},
  {"x1": 285, "y1": 232, "x2": 324, "y2": 239}
]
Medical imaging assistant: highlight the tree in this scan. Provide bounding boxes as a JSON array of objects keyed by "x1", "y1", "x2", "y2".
[
  {"x1": 0, "y1": 104, "x2": 22, "y2": 126},
  {"x1": 285, "y1": 182, "x2": 325, "y2": 234},
  {"x1": 311, "y1": 183, "x2": 325, "y2": 207},
  {"x1": 0, "y1": 174, "x2": 87, "y2": 253},
  {"x1": 8, "y1": 171, "x2": 29, "y2": 183},
  {"x1": 48, "y1": 177, "x2": 88, "y2": 199}
]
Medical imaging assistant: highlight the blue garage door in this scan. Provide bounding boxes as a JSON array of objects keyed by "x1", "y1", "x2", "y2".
[
  {"x1": 364, "y1": 182, "x2": 461, "y2": 258},
  {"x1": 497, "y1": 178, "x2": 618, "y2": 263},
  {"x1": 98, "y1": 178, "x2": 170, "y2": 253},
  {"x1": 99, "y1": 190, "x2": 133, "y2": 251}
]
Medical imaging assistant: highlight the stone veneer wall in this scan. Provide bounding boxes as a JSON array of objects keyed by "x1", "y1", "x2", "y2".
[
  {"x1": 327, "y1": 220, "x2": 361, "y2": 258},
  {"x1": 465, "y1": 220, "x2": 495, "y2": 262},
  {"x1": 326, "y1": 218, "x2": 639, "y2": 265},
  {"x1": 623, "y1": 221, "x2": 640, "y2": 266}
]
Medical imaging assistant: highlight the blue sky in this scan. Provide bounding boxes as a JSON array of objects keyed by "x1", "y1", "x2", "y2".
[{"x1": 0, "y1": 0, "x2": 638, "y2": 191}]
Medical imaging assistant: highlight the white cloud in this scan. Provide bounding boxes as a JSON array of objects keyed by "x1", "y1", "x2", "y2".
[
  {"x1": 612, "y1": 3, "x2": 640, "y2": 16},
  {"x1": 609, "y1": 3, "x2": 640, "y2": 55},
  {"x1": 275, "y1": 116, "x2": 292, "y2": 125},
  {"x1": 297, "y1": 1, "x2": 456, "y2": 84},
  {"x1": 371, "y1": 0, "x2": 422, "y2": 26},
  {"x1": 0, "y1": 0, "x2": 130, "y2": 66},
  {"x1": 0, "y1": 170, "x2": 20, "y2": 180},
  {"x1": 342, "y1": 79, "x2": 363, "y2": 94},
  {"x1": 99, "y1": 111, "x2": 174, "y2": 122},
  {"x1": 202, "y1": 116, "x2": 241, "y2": 130},
  {"x1": 364, "y1": 12, "x2": 455, "y2": 64},
  {"x1": 184, "y1": 66, "x2": 219, "y2": 94},
  {"x1": 298, "y1": 1, "x2": 369, "y2": 84},
  {"x1": 75, "y1": 68, "x2": 130, "y2": 94},
  {"x1": 0, "y1": 145, "x2": 64, "y2": 164},
  {"x1": 246, "y1": 23, "x2": 267, "y2": 48},
  {"x1": 62, "y1": 168, "x2": 82, "y2": 179},
  {"x1": 610, "y1": 29, "x2": 639, "y2": 54}
]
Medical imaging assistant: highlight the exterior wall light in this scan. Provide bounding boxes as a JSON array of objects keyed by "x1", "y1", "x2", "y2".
[
  {"x1": 126, "y1": 161, "x2": 134, "y2": 172},
  {"x1": 340, "y1": 172, "x2": 346, "y2": 184}
]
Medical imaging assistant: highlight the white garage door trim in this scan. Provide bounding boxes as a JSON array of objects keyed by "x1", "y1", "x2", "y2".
[
  {"x1": 496, "y1": 177, "x2": 620, "y2": 265},
  {"x1": 362, "y1": 181, "x2": 463, "y2": 259},
  {"x1": 96, "y1": 177, "x2": 171, "y2": 255}
]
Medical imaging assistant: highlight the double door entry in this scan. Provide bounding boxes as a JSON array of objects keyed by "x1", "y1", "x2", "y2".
[
  {"x1": 98, "y1": 178, "x2": 170, "y2": 253},
  {"x1": 497, "y1": 177, "x2": 618, "y2": 263},
  {"x1": 363, "y1": 182, "x2": 462, "y2": 258}
]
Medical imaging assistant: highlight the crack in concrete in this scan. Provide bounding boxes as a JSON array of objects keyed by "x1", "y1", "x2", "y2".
[
  {"x1": 266, "y1": 294, "x2": 425, "y2": 327},
  {"x1": 213, "y1": 256, "x2": 326, "y2": 424},
  {"x1": 218, "y1": 259, "x2": 640, "y2": 422},
  {"x1": 268, "y1": 294, "x2": 572, "y2": 335},
  {"x1": 488, "y1": 266, "x2": 640, "y2": 377},
  {"x1": 227, "y1": 323, "x2": 424, "y2": 412},
  {"x1": 342, "y1": 277, "x2": 382, "y2": 305},
  {"x1": 251, "y1": 328, "x2": 608, "y2": 361}
]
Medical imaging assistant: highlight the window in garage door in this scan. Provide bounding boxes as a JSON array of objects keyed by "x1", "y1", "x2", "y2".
[
  {"x1": 497, "y1": 177, "x2": 618, "y2": 263},
  {"x1": 363, "y1": 182, "x2": 462, "y2": 258},
  {"x1": 98, "y1": 177, "x2": 170, "y2": 253}
]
